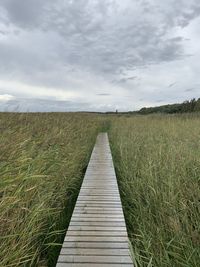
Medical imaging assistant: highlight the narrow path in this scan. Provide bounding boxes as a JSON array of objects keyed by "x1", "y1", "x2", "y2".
[{"x1": 56, "y1": 133, "x2": 134, "y2": 266}]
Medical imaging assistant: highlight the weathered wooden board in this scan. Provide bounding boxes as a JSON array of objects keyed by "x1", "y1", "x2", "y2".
[{"x1": 56, "y1": 133, "x2": 134, "y2": 266}]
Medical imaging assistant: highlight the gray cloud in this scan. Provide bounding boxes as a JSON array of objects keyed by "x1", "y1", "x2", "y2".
[
  {"x1": 168, "y1": 82, "x2": 177, "y2": 88},
  {"x1": 0, "y1": 97, "x2": 114, "y2": 112},
  {"x1": 112, "y1": 76, "x2": 138, "y2": 85},
  {"x1": 0, "y1": 0, "x2": 200, "y2": 111},
  {"x1": 184, "y1": 88, "x2": 195, "y2": 92},
  {"x1": 0, "y1": 0, "x2": 48, "y2": 28},
  {"x1": 1, "y1": 0, "x2": 199, "y2": 75},
  {"x1": 96, "y1": 93, "x2": 111, "y2": 96}
]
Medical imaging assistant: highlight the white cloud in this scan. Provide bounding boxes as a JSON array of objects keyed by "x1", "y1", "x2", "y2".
[
  {"x1": 0, "y1": 80, "x2": 78, "y2": 100},
  {"x1": 0, "y1": 94, "x2": 15, "y2": 101}
]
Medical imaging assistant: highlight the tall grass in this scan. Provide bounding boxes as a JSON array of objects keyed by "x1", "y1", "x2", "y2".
[
  {"x1": 0, "y1": 113, "x2": 102, "y2": 267},
  {"x1": 109, "y1": 114, "x2": 200, "y2": 267},
  {"x1": 1, "y1": 112, "x2": 200, "y2": 267}
]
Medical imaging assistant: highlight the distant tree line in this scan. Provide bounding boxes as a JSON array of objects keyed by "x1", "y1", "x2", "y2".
[{"x1": 138, "y1": 98, "x2": 200, "y2": 115}]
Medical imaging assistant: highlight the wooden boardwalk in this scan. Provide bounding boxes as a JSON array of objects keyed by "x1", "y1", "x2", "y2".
[{"x1": 56, "y1": 133, "x2": 134, "y2": 267}]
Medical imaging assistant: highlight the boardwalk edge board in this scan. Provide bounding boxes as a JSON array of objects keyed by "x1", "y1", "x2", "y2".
[{"x1": 56, "y1": 133, "x2": 134, "y2": 266}]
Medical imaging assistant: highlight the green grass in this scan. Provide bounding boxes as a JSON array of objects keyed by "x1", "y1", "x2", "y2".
[
  {"x1": 0, "y1": 113, "x2": 102, "y2": 266},
  {"x1": 109, "y1": 114, "x2": 200, "y2": 267},
  {"x1": 0, "y1": 112, "x2": 200, "y2": 267}
]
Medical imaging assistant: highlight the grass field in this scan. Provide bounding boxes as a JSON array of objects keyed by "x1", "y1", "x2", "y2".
[
  {"x1": 109, "y1": 114, "x2": 200, "y2": 267},
  {"x1": 0, "y1": 113, "x2": 102, "y2": 267},
  {"x1": 0, "y1": 113, "x2": 200, "y2": 267}
]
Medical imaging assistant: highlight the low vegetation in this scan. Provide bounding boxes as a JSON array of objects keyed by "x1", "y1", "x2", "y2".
[
  {"x1": 137, "y1": 98, "x2": 200, "y2": 114},
  {"x1": 0, "y1": 112, "x2": 200, "y2": 267},
  {"x1": 109, "y1": 114, "x2": 200, "y2": 267}
]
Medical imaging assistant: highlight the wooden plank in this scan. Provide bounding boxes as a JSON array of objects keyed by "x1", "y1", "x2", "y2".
[
  {"x1": 74, "y1": 207, "x2": 123, "y2": 211},
  {"x1": 70, "y1": 218, "x2": 125, "y2": 222},
  {"x1": 74, "y1": 207, "x2": 123, "y2": 210},
  {"x1": 68, "y1": 226, "x2": 126, "y2": 231},
  {"x1": 73, "y1": 210, "x2": 123, "y2": 215},
  {"x1": 78, "y1": 193, "x2": 120, "y2": 197},
  {"x1": 62, "y1": 242, "x2": 129, "y2": 249},
  {"x1": 73, "y1": 203, "x2": 122, "y2": 208},
  {"x1": 67, "y1": 231, "x2": 127, "y2": 236},
  {"x1": 79, "y1": 191, "x2": 119, "y2": 194},
  {"x1": 57, "y1": 255, "x2": 133, "y2": 264},
  {"x1": 60, "y1": 248, "x2": 130, "y2": 256},
  {"x1": 70, "y1": 221, "x2": 125, "y2": 228},
  {"x1": 75, "y1": 205, "x2": 122, "y2": 208},
  {"x1": 74, "y1": 210, "x2": 123, "y2": 214},
  {"x1": 57, "y1": 264, "x2": 133, "y2": 267},
  {"x1": 56, "y1": 133, "x2": 133, "y2": 266},
  {"x1": 80, "y1": 189, "x2": 119, "y2": 192},
  {"x1": 72, "y1": 214, "x2": 124, "y2": 218},
  {"x1": 64, "y1": 236, "x2": 128, "y2": 242},
  {"x1": 81, "y1": 185, "x2": 118, "y2": 188},
  {"x1": 76, "y1": 201, "x2": 121, "y2": 205},
  {"x1": 77, "y1": 197, "x2": 121, "y2": 200},
  {"x1": 70, "y1": 221, "x2": 126, "y2": 227}
]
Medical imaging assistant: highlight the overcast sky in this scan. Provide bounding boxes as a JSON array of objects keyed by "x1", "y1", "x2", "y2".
[{"x1": 0, "y1": 0, "x2": 200, "y2": 112}]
